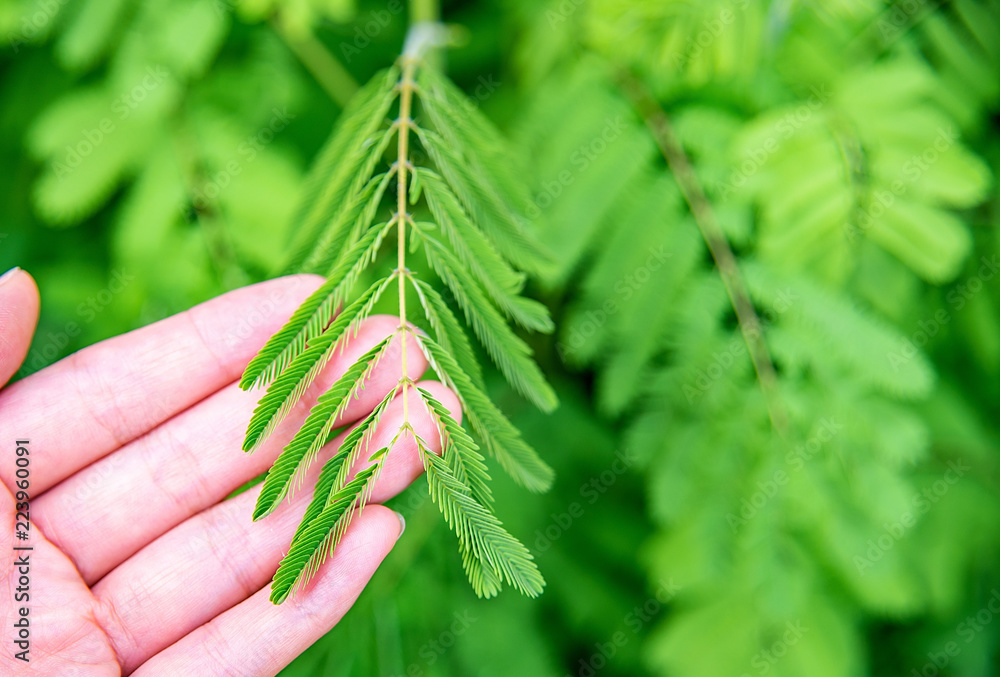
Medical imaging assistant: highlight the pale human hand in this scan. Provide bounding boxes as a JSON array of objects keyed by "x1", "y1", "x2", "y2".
[{"x1": 0, "y1": 268, "x2": 458, "y2": 676}]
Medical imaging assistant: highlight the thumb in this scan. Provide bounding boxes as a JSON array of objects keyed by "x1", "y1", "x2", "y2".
[{"x1": 0, "y1": 267, "x2": 40, "y2": 387}]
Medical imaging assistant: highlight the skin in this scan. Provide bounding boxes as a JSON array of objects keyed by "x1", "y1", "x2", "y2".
[{"x1": 0, "y1": 269, "x2": 460, "y2": 676}]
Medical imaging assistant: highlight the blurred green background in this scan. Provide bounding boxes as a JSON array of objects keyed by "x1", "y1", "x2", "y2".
[{"x1": 3, "y1": 0, "x2": 1000, "y2": 675}]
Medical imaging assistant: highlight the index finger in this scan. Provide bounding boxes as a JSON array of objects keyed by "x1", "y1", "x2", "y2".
[{"x1": 0, "y1": 274, "x2": 324, "y2": 494}]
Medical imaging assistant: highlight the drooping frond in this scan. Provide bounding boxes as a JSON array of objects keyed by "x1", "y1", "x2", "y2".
[
  {"x1": 301, "y1": 160, "x2": 395, "y2": 276},
  {"x1": 410, "y1": 276, "x2": 484, "y2": 388},
  {"x1": 291, "y1": 389, "x2": 396, "y2": 545},
  {"x1": 281, "y1": 67, "x2": 400, "y2": 275},
  {"x1": 417, "y1": 436, "x2": 545, "y2": 599},
  {"x1": 242, "y1": 274, "x2": 395, "y2": 452},
  {"x1": 269, "y1": 455, "x2": 383, "y2": 604},
  {"x1": 416, "y1": 226, "x2": 558, "y2": 412},
  {"x1": 415, "y1": 67, "x2": 548, "y2": 272},
  {"x1": 418, "y1": 335, "x2": 554, "y2": 493},
  {"x1": 416, "y1": 166, "x2": 553, "y2": 333},
  {"x1": 239, "y1": 219, "x2": 394, "y2": 392},
  {"x1": 417, "y1": 387, "x2": 493, "y2": 507},
  {"x1": 270, "y1": 388, "x2": 396, "y2": 604},
  {"x1": 252, "y1": 336, "x2": 393, "y2": 521}
]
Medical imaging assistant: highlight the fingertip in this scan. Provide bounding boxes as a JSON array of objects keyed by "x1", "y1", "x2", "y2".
[
  {"x1": 0, "y1": 266, "x2": 21, "y2": 286},
  {"x1": 414, "y1": 379, "x2": 463, "y2": 426},
  {"x1": 0, "y1": 267, "x2": 40, "y2": 387},
  {"x1": 362, "y1": 504, "x2": 406, "y2": 545},
  {"x1": 294, "y1": 505, "x2": 400, "y2": 611},
  {"x1": 0, "y1": 266, "x2": 40, "y2": 310}
]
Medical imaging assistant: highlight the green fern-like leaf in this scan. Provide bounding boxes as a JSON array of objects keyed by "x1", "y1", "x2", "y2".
[
  {"x1": 418, "y1": 387, "x2": 494, "y2": 507},
  {"x1": 302, "y1": 169, "x2": 396, "y2": 277},
  {"x1": 270, "y1": 389, "x2": 396, "y2": 603},
  {"x1": 243, "y1": 273, "x2": 394, "y2": 452},
  {"x1": 252, "y1": 336, "x2": 392, "y2": 521},
  {"x1": 270, "y1": 456, "x2": 383, "y2": 604},
  {"x1": 416, "y1": 67, "x2": 548, "y2": 272},
  {"x1": 411, "y1": 276, "x2": 485, "y2": 388},
  {"x1": 239, "y1": 219, "x2": 394, "y2": 392},
  {"x1": 416, "y1": 431, "x2": 545, "y2": 598},
  {"x1": 281, "y1": 67, "x2": 400, "y2": 275},
  {"x1": 417, "y1": 167, "x2": 553, "y2": 333},
  {"x1": 242, "y1": 30, "x2": 556, "y2": 604},
  {"x1": 417, "y1": 334, "x2": 554, "y2": 493},
  {"x1": 417, "y1": 228, "x2": 558, "y2": 412},
  {"x1": 291, "y1": 389, "x2": 396, "y2": 545}
]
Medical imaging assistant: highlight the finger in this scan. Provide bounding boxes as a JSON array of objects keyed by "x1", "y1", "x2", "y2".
[
  {"x1": 0, "y1": 479, "x2": 122, "y2": 677},
  {"x1": 361, "y1": 380, "x2": 462, "y2": 504},
  {"x1": 94, "y1": 383, "x2": 460, "y2": 666},
  {"x1": 131, "y1": 506, "x2": 402, "y2": 677},
  {"x1": 33, "y1": 317, "x2": 427, "y2": 584},
  {"x1": 0, "y1": 268, "x2": 40, "y2": 387},
  {"x1": 91, "y1": 380, "x2": 458, "y2": 674},
  {"x1": 0, "y1": 274, "x2": 325, "y2": 495}
]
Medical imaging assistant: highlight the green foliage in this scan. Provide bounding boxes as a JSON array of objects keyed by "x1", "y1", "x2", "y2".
[
  {"x1": 282, "y1": 67, "x2": 400, "y2": 275},
  {"x1": 416, "y1": 396, "x2": 545, "y2": 598},
  {"x1": 271, "y1": 447, "x2": 384, "y2": 603},
  {"x1": 512, "y1": 1, "x2": 1000, "y2": 675},
  {"x1": 8, "y1": 0, "x2": 1000, "y2": 675},
  {"x1": 12, "y1": 0, "x2": 319, "y2": 320},
  {"x1": 736, "y1": 58, "x2": 990, "y2": 283},
  {"x1": 243, "y1": 272, "x2": 395, "y2": 452},
  {"x1": 418, "y1": 334, "x2": 555, "y2": 492},
  {"x1": 240, "y1": 39, "x2": 554, "y2": 602},
  {"x1": 253, "y1": 336, "x2": 392, "y2": 521},
  {"x1": 240, "y1": 221, "x2": 395, "y2": 392}
]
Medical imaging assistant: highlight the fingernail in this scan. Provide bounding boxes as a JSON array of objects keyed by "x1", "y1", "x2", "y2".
[
  {"x1": 394, "y1": 510, "x2": 407, "y2": 539},
  {"x1": 0, "y1": 267, "x2": 20, "y2": 287}
]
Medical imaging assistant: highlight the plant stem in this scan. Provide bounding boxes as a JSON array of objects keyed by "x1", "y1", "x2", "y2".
[
  {"x1": 617, "y1": 70, "x2": 789, "y2": 438},
  {"x1": 396, "y1": 20, "x2": 445, "y2": 435},
  {"x1": 409, "y1": 0, "x2": 439, "y2": 23},
  {"x1": 169, "y1": 120, "x2": 247, "y2": 289},
  {"x1": 397, "y1": 57, "x2": 417, "y2": 432},
  {"x1": 271, "y1": 16, "x2": 359, "y2": 108}
]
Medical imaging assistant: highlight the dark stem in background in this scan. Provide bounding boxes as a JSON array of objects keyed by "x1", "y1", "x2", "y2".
[
  {"x1": 616, "y1": 70, "x2": 789, "y2": 438},
  {"x1": 271, "y1": 14, "x2": 360, "y2": 107},
  {"x1": 170, "y1": 117, "x2": 248, "y2": 289}
]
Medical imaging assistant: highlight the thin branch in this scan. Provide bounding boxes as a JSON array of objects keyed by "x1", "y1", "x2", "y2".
[
  {"x1": 395, "y1": 21, "x2": 447, "y2": 438},
  {"x1": 409, "y1": 0, "x2": 440, "y2": 23},
  {"x1": 169, "y1": 118, "x2": 248, "y2": 289},
  {"x1": 397, "y1": 55, "x2": 417, "y2": 434},
  {"x1": 271, "y1": 16, "x2": 359, "y2": 108},
  {"x1": 616, "y1": 70, "x2": 789, "y2": 437}
]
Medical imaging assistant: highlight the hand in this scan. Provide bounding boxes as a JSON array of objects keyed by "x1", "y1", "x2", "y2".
[{"x1": 0, "y1": 268, "x2": 459, "y2": 676}]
